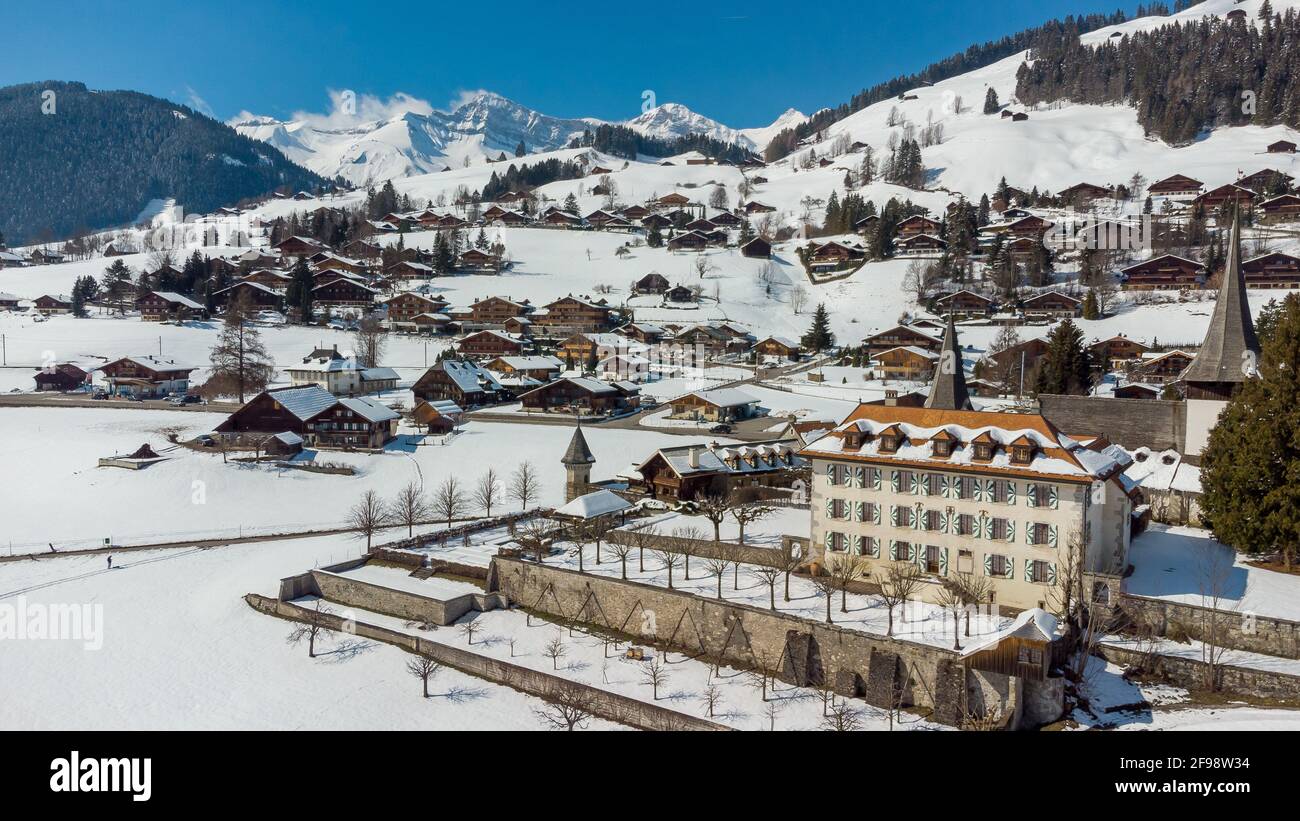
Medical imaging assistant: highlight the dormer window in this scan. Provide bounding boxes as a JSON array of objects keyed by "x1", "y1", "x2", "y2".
[
  {"x1": 1011, "y1": 446, "x2": 1032, "y2": 465},
  {"x1": 880, "y1": 435, "x2": 898, "y2": 453},
  {"x1": 974, "y1": 443, "x2": 993, "y2": 461},
  {"x1": 844, "y1": 430, "x2": 863, "y2": 450},
  {"x1": 934, "y1": 440, "x2": 952, "y2": 457}
]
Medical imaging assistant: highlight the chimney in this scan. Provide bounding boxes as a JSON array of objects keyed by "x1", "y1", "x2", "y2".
[
  {"x1": 688, "y1": 447, "x2": 700, "y2": 469},
  {"x1": 885, "y1": 389, "x2": 898, "y2": 407}
]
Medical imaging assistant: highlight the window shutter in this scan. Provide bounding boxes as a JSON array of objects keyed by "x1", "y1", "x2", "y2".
[
  {"x1": 826, "y1": 464, "x2": 837, "y2": 485},
  {"x1": 866, "y1": 538, "x2": 880, "y2": 558},
  {"x1": 1026, "y1": 524, "x2": 1036, "y2": 546},
  {"x1": 1006, "y1": 521, "x2": 1016, "y2": 543},
  {"x1": 891, "y1": 505, "x2": 900, "y2": 527},
  {"x1": 853, "y1": 534, "x2": 865, "y2": 555},
  {"x1": 1024, "y1": 559, "x2": 1035, "y2": 582},
  {"x1": 912, "y1": 503, "x2": 923, "y2": 531},
  {"x1": 983, "y1": 554, "x2": 993, "y2": 576},
  {"x1": 907, "y1": 543, "x2": 919, "y2": 564},
  {"x1": 826, "y1": 498, "x2": 836, "y2": 518},
  {"x1": 1046, "y1": 562, "x2": 1058, "y2": 586},
  {"x1": 852, "y1": 466, "x2": 865, "y2": 488},
  {"x1": 938, "y1": 547, "x2": 949, "y2": 576},
  {"x1": 854, "y1": 501, "x2": 866, "y2": 523},
  {"x1": 871, "y1": 468, "x2": 882, "y2": 491},
  {"x1": 1026, "y1": 484, "x2": 1038, "y2": 508},
  {"x1": 940, "y1": 475, "x2": 951, "y2": 498},
  {"x1": 891, "y1": 541, "x2": 903, "y2": 561},
  {"x1": 873, "y1": 503, "x2": 882, "y2": 525},
  {"x1": 1003, "y1": 557, "x2": 1014, "y2": 579},
  {"x1": 1006, "y1": 482, "x2": 1018, "y2": 506},
  {"x1": 909, "y1": 473, "x2": 920, "y2": 495},
  {"x1": 825, "y1": 531, "x2": 836, "y2": 552},
  {"x1": 891, "y1": 471, "x2": 901, "y2": 492},
  {"x1": 1048, "y1": 525, "x2": 1059, "y2": 548},
  {"x1": 975, "y1": 479, "x2": 988, "y2": 502},
  {"x1": 1048, "y1": 486, "x2": 1059, "y2": 509}
]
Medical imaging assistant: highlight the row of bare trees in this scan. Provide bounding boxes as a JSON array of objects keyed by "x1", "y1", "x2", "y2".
[{"x1": 344, "y1": 462, "x2": 543, "y2": 549}]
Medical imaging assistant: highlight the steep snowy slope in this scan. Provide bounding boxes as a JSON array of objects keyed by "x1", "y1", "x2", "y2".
[{"x1": 626, "y1": 103, "x2": 758, "y2": 149}]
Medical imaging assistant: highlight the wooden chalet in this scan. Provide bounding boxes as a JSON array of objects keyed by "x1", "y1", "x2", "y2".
[
  {"x1": 100, "y1": 356, "x2": 197, "y2": 398},
  {"x1": 33, "y1": 294, "x2": 72, "y2": 315},
  {"x1": 1132, "y1": 350, "x2": 1194, "y2": 384},
  {"x1": 313, "y1": 278, "x2": 378, "y2": 308},
  {"x1": 620, "y1": 205, "x2": 650, "y2": 221},
  {"x1": 384, "y1": 292, "x2": 449, "y2": 328},
  {"x1": 458, "y1": 249, "x2": 502, "y2": 272},
  {"x1": 385, "y1": 260, "x2": 436, "y2": 280},
  {"x1": 871, "y1": 346, "x2": 939, "y2": 380},
  {"x1": 809, "y1": 240, "x2": 866, "y2": 266},
  {"x1": 709, "y1": 211, "x2": 742, "y2": 227},
  {"x1": 633, "y1": 272, "x2": 670, "y2": 294},
  {"x1": 667, "y1": 231, "x2": 710, "y2": 252},
  {"x1": 1259, "y1": 194, "x2": 1300, "y2": 224},
  {"x1": 239, "y1": 269, "x2": 292, "y2": 291},
  {"x1": 412, "y1": 361, "x2": 504, "y2": 407},
  {"x1": 215, "y1": 385, "x2": 398, "y2": 448},
  {"x1": 741, "y1": 201, "x2": 776, "y2": 214},
  {"x1": 634, "y1": 439, "x2": 805, "y2": 502},
  {"x1": 896, "y1": 215, "x2": 942, "y2": 238},
  {"x1": 1113, "y1": 383, "x2": 1162, "y2": 400},
  {"x1": 33, "y1": 363, "x2": 89, "y2": 392},
  {"x1": 863, "y1": 325, "x2": 942, "y2": 359},
  {"x1": 1058, "y1": 182, "x2": 1111, "y2": 207},
  {"x1": 1268, "y1": 140, "x2": 1298, "y2": 154},
  {"x1": 894, "y1": 234, "x2": 947, "y2": 258},
  {"x1": 1120, "y1": 255, "x2": 1204, "y2": 290},
  {"x1": 136, "y1": 291, "x2": 206, "y2": 322},
  {"x1": 466, "y1": 296, "x2": 531, "y2": 327},
  {"x1": 1235, "y1": 168, "x2": 1294, "y2": 194},
  {"x1": 483, "y1": 355, "x2": 563, "y2": 381},
  {"x1": 1195, "y1": 184, "x2": 1256, "y2": 212},
  {"x1": 655, "y1": 193, "x2": 691, "y2": 208},
  {"x1": 740, "y1": 237, "x2": 772, "y2": 258},
  {"x1": 541, "y1": 209, "x2": 583, "y2": 228},
  {"x1": 667, "y1": 388, "x2": 760, "y2": 422},
  {"x1": 751, "y1": 336, "x2": 802, "y2": 361},
  {"x1": 935, "y1": 289, "x2": 995, "y2": 317},
  {"x1": 1020, "y1": 290, "x2": 1081, "y2": 319},
  {"x1": 456, "y1": 329, "x2": 527, "y2": 358},
  {"x1": 273, "y1": 236, "x2": 327, "y2": 258},
  {"x1": 1242, "y1": 252, "x2": 1300, "y2": 288},
  {"x1": 1089, "y1": 335, "x2": 1151, "y2": 370},
  {"x1": 214, "y1": 281, "x2": 282, "y2": 310},
  {"x1": 517, "y1": 377, "x2": 639, "y2": 415},
  {"x1": 616, "y1": 322, "x2": 666, "y2": 344},
  {"x1": 531, "y1": 295, "x2": 615, "y2": 336},
  {"x1": 665, "y1": 284, "x2": 697, "y2": 303},
  {"x1": 1146, "y1": 174, "x2": 1203, "y2": 198}
]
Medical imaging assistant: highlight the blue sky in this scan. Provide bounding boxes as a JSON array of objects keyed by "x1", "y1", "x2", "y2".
[{"x1": 4, "y1": 0, "x2": 1136, "y2": 126}]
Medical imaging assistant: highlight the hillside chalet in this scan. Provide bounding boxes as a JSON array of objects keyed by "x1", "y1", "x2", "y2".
[
  {"x1": 1259, "y1": 194, "x2": 1300, "y2": 224},
  {"x1": 99, "y1": 356, "x2": 197, "y2": 399},
  {"x1": 1146, "y1": 174, "x2": 1203, "y2": 198},
  {"x1": 518, "y1": 377, "x2": 639, "y2": 415},
  {"x1": 215, "y1": 385, "x2": 398, "y2": 448},
  {"x1": 863, "y1": 325, "x2": 943, "y2": 359},
  {"x1": 412, "y1": 360, "x2": 504, "y2": 407},
  {"x1": 1242, "y1": 252, "x2": 1300, "y2": 288},
  {"x1": 456, "y1": 329, "x2": 528, "y2": 358},
  {"x1": 1120, "y1": 255, "x2": 1204, "y2": 290},
  {"x1": 634, "y1": 439, "x2": 806, "y2": 502},
  {"x1": 667, "y1": 388, "x2": 761, "y2": 422},
  {"x1": 136, "y1": 291, "x2": 206, "y2": 322},
  {"x1": 1020, "y1": 291, "x2": 1081, "y2": 319}
]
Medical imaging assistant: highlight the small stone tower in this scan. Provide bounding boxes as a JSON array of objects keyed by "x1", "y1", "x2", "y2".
[{"x1": 562, "y1": 422, "x2": 596, "y2": 503}]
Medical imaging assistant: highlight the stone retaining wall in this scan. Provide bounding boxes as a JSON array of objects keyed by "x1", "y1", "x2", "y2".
[
  {"x1": 244, "y1": 594, "x2": 728, "y2": 731},
  {"x1": 1098, "y1": 642, "x2": 1300, "y2": 703},
  {"x1": 1119, "y1": 593, "x2": 1300, "y2": 660}
]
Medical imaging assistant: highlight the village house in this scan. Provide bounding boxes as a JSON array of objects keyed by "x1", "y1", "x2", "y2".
[
  {"x1": 1146, "y1": 174, "x2": 1203, "y2": 199},
  {"x1": 655, "y1": 192, "x2": 692, "y2": 209},
  {"x1": 632, "y1": 272, "x2": 670, "y2": 295},
  {"x1": 412, "y1": 399, "x2": 463, "y2": 435},
  {"x1": 238, "y1": 269, "x2": 292, "y2": 291},
  {"x1": 557, "y1": 332, "x2": 633, "y2": 366},
  {"x1": 751, "y1": 335, "x2": 802, "y2": 361},
  {"x1": 455, "y1": 329, "x2": 528, "y2": 359},
  {"x1": 740, "y1": 236, "x2": 772, "y2": 258},
  {"x1": 312, "y1": 278, "x2": 379, "y2": 308},
  {"x1": 664, "y1": 284, "x2": 697, "y2": 304},
  {"x1": 667, "y1": 230, "x2": 711, "y2": 252},
  {"x1": 284, "y1": 346, "x2": 395, "y2": 396},
  {"x1": 33, "y1": 294, "x2": 73, "y2": 315},
  {"x1": 412, "y1": 360, "x2": 504, "y2": 407},
  {"x1": 741, "y1": 200, "x2": 776, "y2": 214},
  {"x1": 483, "y1": 355, "x2": 563, "y2": 382},
  {"x1": 1235, "y1": 168, "x2": 1294, "y2": 193},
  {"x1": 99, "y1": 356, "x2": 198, "y2": 399},
  {"x1": 33, "y1": 362, "x2": 90, "y2": 392},
  {"x1": 26, "y1": 249, "x2": 66, "y2": 265},
  {"x1": 896, "y1": 215, "x2": 943, "y2": 238},
  {"x1": 383, "y1": 292, "x2": 450, "y2": 330},
  {"x1": 667, "y1": 388, "x2": 762, "y2": 423},
  {"x1": 633, "y1": 439, "x2": 806, "y2": 502},
  {"x1": 1195, "y1": 184, "x2": 1255, "y2": 214},
  {"x1": 615, "y1": 322, "x2": 666, "y2": 345},
  {"x1": 863, "y1": 324, "x2": 943, "y2": 359},
  {"x1": 1268, "y1": 140, "x2": 1298, "y2": 154},
  {"x1": 621, "y1": 205, "x2": 650, "y2": 221},
  {"x1": 385, "y1": 260, "x2": 436, "y2": 281},
  {"x1": 894, "y1": 234, "x2": 948, "y2": 258},
  {"x1": 1058, "y1": 182, "x2": 1112, "y2": 208},
  {"x1": 1131, "y1": 350, "x2": 1195, "y2": 385},
  {"x1": 1020, "y1": 291, "x2": 1081, "y2": 320},
  {"x1": 213, "y1": 281, "x2": 282, "y2": 310},
  {"x1": 136, "y1": 291, "x2": 206, "y2": 322},
  {"x1": 1259, "y1": 194, "x2": 1300, "y2": 224},
  {"x1": 273, "y1": 236, "x2": 327, "y2": 258},
  {"x1": 1120, "y1": 255, "x2": 1205, "y2": 290},
  {"x1": 1089, "y1": 335, "x2": 1151, "y2": 371},
  {"x1": 808, "y1": 240, "x2": 866, "y2": 268},
  {"x1": 872, "y1": 346, "x2": 940, "y2": 380},
  {"x1": 517, "y1": 377, "x2": 639, "y2": 415},
  {"x1": 458, "y1": 249, "x2": 503, "y2": 272},
  {"x1": 464, "y1": 296, "x2": 531, "y2": 329},
  {"x1": 215, "y1": 385, "x2": 398, "y2": 449},
  {"x1": 1242, "y1": 251, "x2": 1300, "y2": 288},
  {"x1": 530, "y1": 295, "x2": 617, "y2": 336},
  {"x1": 935, "y1": 289, "x2": 995, "y2": 317},
  {"x1": 0, "y1": 292, "x2": 21, "y2": 310}
]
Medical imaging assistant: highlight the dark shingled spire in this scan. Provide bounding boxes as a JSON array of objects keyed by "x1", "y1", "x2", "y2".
[
  {"x1": 1183, "y1": 208, "x2": 1261, "y2": 386},
  {"x1": 562, "y1": 421, "x2": 595, "y2": 465},
  {"x1": 924, "y1": 314, "x2": 974, "y2": 411}
]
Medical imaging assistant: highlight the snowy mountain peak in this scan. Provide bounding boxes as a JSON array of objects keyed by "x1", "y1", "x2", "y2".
[{"x1": 626, "y1": 103, "x2": 755, "y2": 149}]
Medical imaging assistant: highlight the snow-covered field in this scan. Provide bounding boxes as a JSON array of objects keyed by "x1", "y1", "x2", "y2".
[{"x1": 0, "y1": 408, "x2": 715, "y2": 553}]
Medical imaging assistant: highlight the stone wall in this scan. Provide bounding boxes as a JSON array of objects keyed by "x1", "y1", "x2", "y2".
[
  {"x1": 1120, "y1": 593, "x2": 1300, "y2": 659},
  {"x1": 487, "y1": 556, "x2": 1057, "y2": 728},
  {"x1": 1098, "y1": 642, "x2": 1300, "y2": 703},
  {"x1": 245, "y1": 594, "x2": 728, "y2": 731},
  {"x1": 277, "y1": 559, "x2": 506, "y2": 626},
  {"x1": 1038, "y1": 394, "x2": 1186, "y2": 451},
  {"x1": 608, "y1": 529, "x2": 786, "y2": 568}
]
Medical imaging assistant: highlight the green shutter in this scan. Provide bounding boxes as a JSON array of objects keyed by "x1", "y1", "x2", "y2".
[
  {"x1": 1024, "y1": 559, "x2": 1035, "y2": 582},
  {"x1": 1006, "y1": 521, "x2": 1016, "y2": 543},
  {"x1": 891, "y1": 505, "x2": 900, "y2": 527},
  {"x1": 852, "y1": 466, "x2": 865, "y2": 488},
  {"x1": 983, "y1": 554, "x2": 993, "y2": 576},
  {"x1": 940, "y1": 475, "x2": 952, "y2": 499},
  {"x1": 1046, "y1": 562, "x2": 1058, "y2": 585},
  {"x1": 853, "y1": 534, "x2": 865, "y2": 555},
  {"x1": 909, "y1": 473, "x2": 920, "y2": 495},
  {"x1": 1048, "y1": 485, "x2": 1059, "y2": 510},
  {"x1": 1048, "y1": 525, "x2": 1059, "y2": 548},
  {"x1": 866, "y1": 538, "x2": 880, "y2": 558},
  {"x1": 1006, "y1": 482, "x2": 1018, "y2": 506},
  {"x1": 826, "y1": 498, "x2": 835, "y2": 518},
  {"x1": 854, "y1": 501, "x2": 865, "y2": 522},
  {"x1": 825, "y1": 531, "x2": 836, "y2": 552},
  {"x1": 912, "y1": 503, "x2": 923, "y2": 530},
  {"x1": 1027, "y1": 484, "x2": 1038, "y2": 508},
  {"x1": 975, "y1": 478, "x2": 988, "y2": 502},
  {"x1": 938, "y1": 547, "x2": 949, "y2": 576},
  {"x1": 826, "y1": 464, "x2": 837, "y2": 485},
  {"x1": 1026, "y1": 524, "x2": 1036, "y2": 546},
  {"x1": 871, "y1": 468, "x2": 882, "y2": 490},
  {"x1": 891, "y1": 471, "x2": 901, "y2": 492},
  {"x1": 1003, "y1": 557, "x2": 1014, "y2": 579},
  {"x1": 872, "y1": 503, "x2": 882, "y2": 525}
]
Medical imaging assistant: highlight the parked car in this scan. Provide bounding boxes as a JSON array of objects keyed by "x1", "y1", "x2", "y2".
[{"x1": 709, "y1": 423, "x2": 733, "y2": 433}]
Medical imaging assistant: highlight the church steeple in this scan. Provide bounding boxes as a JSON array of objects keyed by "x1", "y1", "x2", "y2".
[
  {"x1": 562, "y1": 421, "x2": 596, "y2": 502},
  {"x1": 924, "y1": 314, "x2": 974, "y2": 411},
  {"x1": 1183, "y1": 208, "x2": 1261, "y2": 399}
]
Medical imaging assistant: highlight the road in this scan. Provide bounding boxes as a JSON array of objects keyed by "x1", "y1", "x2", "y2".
[{"x1": 0, "y1": 392, "x2": 241, "y2": 413}]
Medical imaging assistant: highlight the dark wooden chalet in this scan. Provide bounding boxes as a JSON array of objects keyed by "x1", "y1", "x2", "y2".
[
  {"x1": 1268, "y1": 140, "x2": 1298, "y2": 154},
  {"x1": 517, "y1": 377, "x2": 638, "y2": 415},
  {"x1": 740, "y1": 237, "x2": 772, "y2": 258},
  {"x1": 935, "y1": 289, "x2": 995, "y2": 316},
  {"x1": 1235, "y1": 168, "x2": 1294, "y2": 193},
  {"x1": 1020, "y1": 290, "x2": 1081, "y2": 319},
  {"x1": 896, "y1": 215, "x2": 942, "y2": 237},
  {"x1": 1242, "y1": 252, "x2": 1300, "y2": 288},
  {"x1": 862, "y1": 325, "x2": 942, "y2": 359},
  {"x1": 633, "y1": 272, "x2": 670, "y2": 294},
  {"x1": 1259, "y1": 194, "x2": 1300, "y2": 224},
  {"x1": 1120, "y1": 255, "x2": 1204, "y2": 290},
  {"x1": 136, "y1": 291, "x2": 206, "y2": 322},
  {"x1": 1133, "y1": 350, "x2": 1194, "y2": 384},
  {"x1": 33, "y1": 294, "x2": 73, "y2": 315},
  {"x1": 313, "y1": 278, "x2": 378, "y2": 307},
  {"x1": 412, "y1": 360, "x2": 504, "y2": 407},
  {"x1": 1090, "y1": 335, "x2": 1151, "y2": 370},
  {"x1": 1146, "y1": 174, "x2": 1203, "y2": 197},
  {"x1": 456, "y1": 329, "x2": 527, "y2": 358},
  {"x1": 33, "y1": 363, "x2": 89, "y2": 392},
  {"x1": 1058, "y1": 182, "x2": 1112, "y2": 206}
]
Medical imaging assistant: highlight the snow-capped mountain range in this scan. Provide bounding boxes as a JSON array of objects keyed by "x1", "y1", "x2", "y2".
[{"x1": 232, "y1": 91, "x2": 804, "y2": 186}]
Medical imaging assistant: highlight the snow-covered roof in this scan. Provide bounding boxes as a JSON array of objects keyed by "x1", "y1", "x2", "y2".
[
  {"x1": 362, "y1": 367, "x2": 400, "y2": 382},
  {"x1": 669, "y1": 387, "x2": 759, "y2": 409},
  {"x1": 338, "y1": 397, "x2": 400, "y2": 423},
  {"x1": 642, "y1": 439, "x2": 803, "y2": 477},
  {"x1": 555, "y1": 489, "x2": 633, "y2": 520},
  {"x1": 265, "y1": 386, "x2": 338, "y2": 420}
]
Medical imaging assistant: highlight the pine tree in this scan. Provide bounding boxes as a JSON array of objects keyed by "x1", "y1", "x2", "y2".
[
  {"x1": 100, "y1": 259, "x2": 133, "y2": 314},
  {"x1": 801, "y1": 304, "x2": 835, "y2": 351},
  {"x1": 1034, "y1": 318, "x2": 1092, "y2": 395},
  {"x1": 983, "y1": 88, "x2": 1000, "y2": 114},
  {"x1": 207, "y1": 294, "x2": 276, "y2": 403},
  {"x1": 1081, "y1": 289, "x2": 1100, "y2": 320},
  {"x1": 285, "y1": 258, "x2": 314, "y2": 323},
  {"x1": 1200, "y1": 294, "x2": 1300, "y2": 567}
]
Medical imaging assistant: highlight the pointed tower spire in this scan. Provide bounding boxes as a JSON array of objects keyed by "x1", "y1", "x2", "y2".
[
  {"x1": 924, "y1": 314, "x2": 974, "y2": 410},
  {"x1": 1183, "y1": 207, "x2": 1260, "y2": 392},
  {"x1": 562, "y1": 421, "x2": 596, "y2": 503},
  {"x1": 562, "y1": 420, "x2": 595, "y2": 466}
]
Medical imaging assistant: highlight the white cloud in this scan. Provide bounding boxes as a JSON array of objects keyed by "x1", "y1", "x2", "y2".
[
  {"x1": 290, "y1": 89, "x2": 435, "y2": 128},
  {"x1": 185, "y1": 86, "x2": 215, "y2": 118}
]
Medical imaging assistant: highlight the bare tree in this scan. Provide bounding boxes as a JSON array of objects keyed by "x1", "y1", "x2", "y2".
[
  {"x1": 729, "y1": 498, "x2": 775, "y2": 545},
  {"x1": 625, "y1": 522, "x2": 659, "y2": 573},
  {"x1": 750, "y1": 565, "x2": 783, "y2": 610},
  {"x1": 702, "y1": 555, "x2": 730, "y2": 599},
  {"x1": 458, "y1": 620, "x2": 480, "y2": 646},
  {"x1": 790, "y1": 284, "x2": 808, "y2": 314},
  {"x1": 543, "y1": 635, "x2": 567, "y2": 670},
  {"x1": 473, "y1": 468, "x2": 501, "y2": 517},
  {"x1": 778, "y1": 540, "x2": 802, "y2": 602},
  {"x1": 406, "y1": 655, "x2": 442, "y2": 697},
  {"x1": 607, "y1": 533, "x2": 635, "y2": 579},
  {"x1": 532, "y1": 683, "x2": 597, "y2": 731},
  {"x1": 952, "y1": 571, "x2": 994, "y2": 637},
  {"x1": 348, "y1": 489, "x2": 391, "y2": 551},
  {"x1": 514, "y1": 517, "x2": 552, "y2": 563},
  {"x1": 700, "y1": 684, "x2": 724, "y2": 718},
  {"x1": 763, "y1": 699, "x2": 783, "y2": 730},
  {"x1": 878, "y1": 561, "x2": 924, "y2": 636},
  {"x1": 642, "y1": 657, "x2": 669, "y2": 700},
  {"x1": 827, "y1": 553, "x2": 866, "y2": 613},
  {"x1": 935, "y1": 584, "x2": 966, "y2": 651},
  {"x1": 696, "y1": 494, "x2": 730, "y2": 542},
  {"x1": 810, "y1": 571, "x2": 838, "y2": 623},
  {"x1": 393, "y1": 481, "x2": 428, "y2": 538},
  {"x1": 352, "y1": 315, "x2": 386, "y2": 368},
  {"x1": 1196, "y1": 541, "x2": 1237, "y2": 692},
  {"x1": 567, "y1": 523, "x2": 590, "y2": 572},
  {"x1": 286, "y1": 601, "x2": 335, "y2": 658},
  {"x1": 652, "y1": 548, "x2": 685, "y2": 589},
  {"x1": 509, "y1": 461, "x2": 540, "y2": 511},
  {"x1": 821, "y1": 700, "x2": 864, "y2": 731}
]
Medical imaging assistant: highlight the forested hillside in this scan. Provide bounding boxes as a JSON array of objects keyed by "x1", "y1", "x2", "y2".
[
  {"x1": 1017, "y1": 4, "x2": 1300, "y2": 144},
  {"x1": 0, "y1": 81, "x2": 325, "y2": 245}
]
